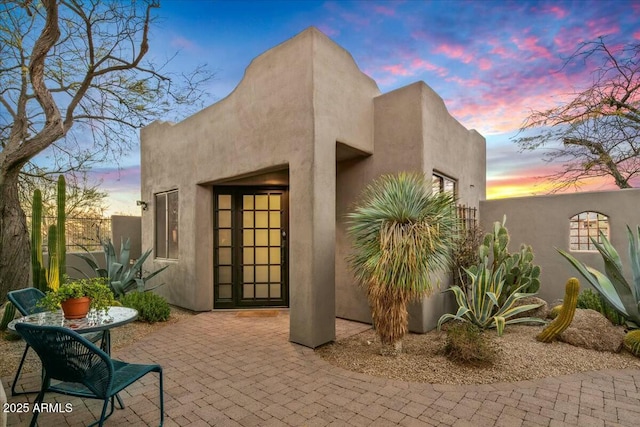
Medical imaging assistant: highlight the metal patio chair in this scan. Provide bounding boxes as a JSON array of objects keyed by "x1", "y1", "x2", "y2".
[
  {"x1": 15, "y1": 323, "x2": 164, "y2": 427},
  {"x1": 7, "y1": 288, "x2": 105, "y2": 396}
]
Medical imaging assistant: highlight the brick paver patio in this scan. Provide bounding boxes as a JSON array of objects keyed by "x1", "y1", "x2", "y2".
[{"x1": 4, "y1": 311, "x2": 640, "y2": 426}]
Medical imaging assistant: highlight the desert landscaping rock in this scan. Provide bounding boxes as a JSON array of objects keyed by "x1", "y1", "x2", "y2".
[
  {"x1": 511, "y1": 296, "x2": 549, "y2": 321},
  {"x1": 559, "y1": 308, "x2": 625, "y2": 352}
]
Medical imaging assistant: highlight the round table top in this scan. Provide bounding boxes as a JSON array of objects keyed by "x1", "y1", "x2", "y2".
[{"x1": 8, "y1": 306, "x2": 138, "y2": 334}]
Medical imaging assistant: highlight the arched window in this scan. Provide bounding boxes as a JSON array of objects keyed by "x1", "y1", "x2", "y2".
[{"x1": 569, "y1": 211, "x2": 609, "y2": 251}]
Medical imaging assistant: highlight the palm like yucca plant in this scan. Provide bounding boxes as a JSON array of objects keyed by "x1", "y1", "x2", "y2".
[{"x1": 347, "y1": 173, "x2": 459, "y2": 355}]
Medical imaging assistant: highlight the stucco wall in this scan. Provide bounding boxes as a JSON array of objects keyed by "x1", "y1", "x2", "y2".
[
  {"x1": 335, "y1": 82, "x2": 486, "y2": 333},
  {"x1": 480, "y1": 188, "x2": 640, "y2": 303},
  {"x1": 141, "y1": 28, "x2": 380, "y2": 348}
]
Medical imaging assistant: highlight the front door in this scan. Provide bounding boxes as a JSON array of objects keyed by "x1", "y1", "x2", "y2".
[{"x1": 214, "y1": 187, "x2": 289, "y2": 308}]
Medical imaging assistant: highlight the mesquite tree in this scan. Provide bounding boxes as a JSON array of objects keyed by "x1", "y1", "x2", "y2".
[
  {"x1": 0, "y1": 0, "x2": 212, "y2": 302},
  {"x1": 515, "y1": 37, "x2": 639, "y2": 191}
]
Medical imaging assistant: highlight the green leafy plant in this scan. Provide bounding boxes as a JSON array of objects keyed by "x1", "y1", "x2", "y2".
[
  {"x1": 558, "y1": 225, "x2": 640, "y2": 328},
  {"x1": 39, "y1": 277, "x2": 115, "y2": 313},
  {"x1": 577, "y1": 289, "x2": 626, "y2": 326},
  {"x1": 73, "y1": 238, "x2": 169, "y2": 298},
  {"x1": 438, "y1": 261, "x2": 546, "y2": 336},
  {"x1": 347, "y1": 172, "x2": 459, "y2": 355},
  {"x1": 439, "y1": 217, "x2": 546, "y2": 336},
  {"x1": 120, "y1": 291, "x2": 171, "y2": 323},
  {"x1": 443, "y1": 321, "x2": 496, "y2": 366}
]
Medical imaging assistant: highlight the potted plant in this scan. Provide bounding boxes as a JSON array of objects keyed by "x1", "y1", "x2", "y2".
[{"x1": 39, "y1": 277, "x2": 115, "y2": 319}]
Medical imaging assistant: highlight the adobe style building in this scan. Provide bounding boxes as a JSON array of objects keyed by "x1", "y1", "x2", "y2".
[{"x1": 140, "y1": 27, "x2": 486, "y2": 348}]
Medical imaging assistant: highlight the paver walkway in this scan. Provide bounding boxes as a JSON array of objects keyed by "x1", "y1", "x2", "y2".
[{"x1": 4, "y1": 310, "x2": 640, "y2": 426}]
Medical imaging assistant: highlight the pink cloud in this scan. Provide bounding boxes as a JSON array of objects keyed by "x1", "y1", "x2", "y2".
[
  {"x1": 170, "y1": 36, "x2": 197, "y2": 52},
  {"x1": 544, "y1": 5, "x2": 568, "y2": 19},
  {"x1": 382, "y1": 64, "x2": 413, "y2": 77},
  {"x1": 511, "y1": 36, "x2": 554, "y2": 60},
  {"x1": 635, "y1": 30, "x2": 640, "y2": 40},
  {"x1": 410, "y1": 58, "x2": 448, "y2": 77},
  {"x1": 478, "y1": 58, "x2": 492, "y2": 71},
  {"x1": 317, "y1": 24, "x2": 339, "y2": 37},
  {"x1": 585, "y1": 18, "x2": 620, "y2": 37},
  {"x1": 434, "y1": 43, "x2": 474, "y2": 63},
  {"x1": 373, "y1": 5, "x2": 395, "y2": 16}
]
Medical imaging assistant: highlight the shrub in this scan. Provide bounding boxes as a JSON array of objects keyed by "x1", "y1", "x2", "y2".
[
  {"x1": 444, "y1": 322, "x2": 496, "y2": 366},
  {"x1": 452, "y1": 224, "x2": 484, "y2": 292},
  {"x1": 120, "y1": 292, "x2": 170, "y2": 323},
  {"x1": 577, "y1": 289, "x2": 626, "y2": 326}
]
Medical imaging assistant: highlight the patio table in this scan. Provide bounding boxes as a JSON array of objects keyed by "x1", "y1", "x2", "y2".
[
  {"x1": 8, "y1": 306, "x2": 138, "y2": 355},
  {"x1": 8, "y1": 306, "x2": 138, "y2": 409}
]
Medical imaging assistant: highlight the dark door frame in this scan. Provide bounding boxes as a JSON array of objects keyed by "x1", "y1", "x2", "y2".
[{"x1": 213, "y1": 186, "x2": 289, "y2": 309}]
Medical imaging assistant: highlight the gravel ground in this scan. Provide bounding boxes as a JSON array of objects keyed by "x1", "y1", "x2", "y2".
[
  {"x1": 0, "y1": 306, "x2": 194, "y2": 380},
  {"x1": 316, "y1": 324, "x2": 640, "y2": 385}
]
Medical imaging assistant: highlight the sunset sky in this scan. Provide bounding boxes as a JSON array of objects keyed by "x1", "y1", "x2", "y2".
[{"x1": 78, "y1": 0, "x2": 640, "y2": 215}]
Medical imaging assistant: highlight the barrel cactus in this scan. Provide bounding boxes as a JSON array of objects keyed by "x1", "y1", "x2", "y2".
[
  {"x1": 624, "y1": 330, "x2": 640, "y2": 357},
  {"x1": 537, "y1": 278, "x2": 580, "y2": 342}
]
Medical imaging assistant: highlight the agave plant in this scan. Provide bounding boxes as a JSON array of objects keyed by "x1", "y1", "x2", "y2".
[
  {"x1": 347, "y1": 172, "x2": 459, "y2": 355},
  {"x1": 558, "y1": 225, "x2": 640, "y2": 328},
  {"x1": 439, "y1": 218, "x2": 546, "y2": 336},
  {"x1": 437, "y1": 262, "x2": 545, "y2": 336},
  {"x1": 73, "y1": 238, "x2": 169, "y2": 298}
]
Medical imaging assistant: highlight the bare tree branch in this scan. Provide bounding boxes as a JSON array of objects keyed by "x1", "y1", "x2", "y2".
[{"x1": 514, "y1": 37, "x2": 640, "y2": 191}]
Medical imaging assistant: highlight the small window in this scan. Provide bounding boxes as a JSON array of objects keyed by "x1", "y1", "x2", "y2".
[
  {"x1": 432, "y1": 172, "x2": 456, "y2": 196},
  {"x1": 155, "y1": 190, "x2": 179, "y2": 259},
  {"x1": 569, "y1": 211, "x2": 609, "y2": 252}
]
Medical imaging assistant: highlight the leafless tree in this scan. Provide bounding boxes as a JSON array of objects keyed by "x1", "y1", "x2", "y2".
[
  {"x1": 515, "y1": 37, "x2": 640, "y2": 192},
  {"x1": 0, "y1": 0, "x2": 213, "y2": 302}
]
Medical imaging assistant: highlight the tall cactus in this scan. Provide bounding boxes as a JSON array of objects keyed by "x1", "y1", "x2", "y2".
[
  {"x1": 31, "y1": 189, "x2": 45, "y2": 290},
  {"x1": 57, "y1": 175, "x2": 66, "y2": 284},
  {"x1": 0, "y1": 302, "x2": 17, "y2": 331},
  {"x1": 537, "y1": 277, "x2": 580, "y2": 342},
  {"x1": 47, "y1": 224, "x2": 60, "y2": 291}
]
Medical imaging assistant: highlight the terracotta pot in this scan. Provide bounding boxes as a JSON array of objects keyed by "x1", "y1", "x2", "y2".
[{"x1": 60, "y1": 296, "x2": 91, "y2": 319}]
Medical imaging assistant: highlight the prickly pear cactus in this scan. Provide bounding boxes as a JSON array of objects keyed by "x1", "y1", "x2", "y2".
[
  {"x1": 471, "y1": 217, "x2": 542, "y2": 305},
  {"x1": 624, "y1": 330, "x2": 640, "y2": 357},
  {"x1": 537, "y1": 278, "x2": 580, "y2": 343}
]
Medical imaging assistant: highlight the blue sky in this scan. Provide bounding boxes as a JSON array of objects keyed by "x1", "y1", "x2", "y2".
[{"x1": 88, "y1": 0, "x2": 640, "y2": 215}]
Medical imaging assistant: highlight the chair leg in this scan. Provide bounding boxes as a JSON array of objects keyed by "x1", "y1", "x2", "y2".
[
  {"x1": 87, "y1": 397, "x2": 113, "y2": 427},
  {"x1": 12, "y1": 343, "x2": 39, "y2": 396},
  {"x1": 158, "y1": 368, "x2": 164, "y2": 427},
  {"x1": 28, "y1": 386, "x2": 47, "y2": 427}
]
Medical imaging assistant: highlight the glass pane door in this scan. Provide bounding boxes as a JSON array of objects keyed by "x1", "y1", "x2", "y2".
[{"x1": 214, "y1": 187, "x2": 288, "y2": 308}]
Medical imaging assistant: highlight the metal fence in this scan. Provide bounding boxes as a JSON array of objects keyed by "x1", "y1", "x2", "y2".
[
  {"x1": 457, "y1": 204, "x2": 478, "y2": 231},
  {"x1": 42, "y1": 217, "x2": 111, "y2": 252}
]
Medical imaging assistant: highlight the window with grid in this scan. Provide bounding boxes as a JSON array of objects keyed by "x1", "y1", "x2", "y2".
[
  {"x1": 155, "y1": 190, "x2": 179, "y2": 259},
  {"x1": 569, "y1": 211, "x2": 609, "y2": 252}
]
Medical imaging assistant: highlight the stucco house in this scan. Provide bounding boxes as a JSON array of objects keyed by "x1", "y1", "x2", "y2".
[{"x1": 140, "y1": 27, "x2": 486, "y2": 348}]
